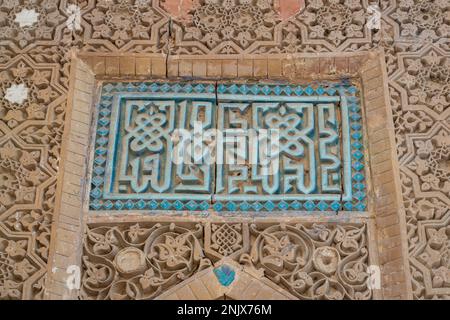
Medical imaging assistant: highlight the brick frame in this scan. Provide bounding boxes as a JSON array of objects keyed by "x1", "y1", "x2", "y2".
[{"x1": 45, "y1": 49, "x2": 410, "y2": 300}]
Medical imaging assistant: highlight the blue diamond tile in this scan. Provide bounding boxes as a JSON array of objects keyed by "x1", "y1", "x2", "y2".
[
  {"x1": 214, "y1": 265, "x2": 235, "y2": 287},
  {"x1": 90, "y1": 188, "x2": 102, "y2": 199},
  {"x1": 199, "y1": 201, "x2": 209, "y2": 210},
  {"x1": 148, "y1": 200, "x2": 158, "y2": 210},
  {"x1": 94, "y1": 156, "x2": 106, "y2": 165},
  {"x1": 98, "y1": 117, "x2": 110, "y2": 126},
  {"x1": 136, "y1": 200, "x2": 146, "y2": 209},
  {"x1": 91, "y1": 176, "x2": 104, "y2": 187},
  {"x1": 294, "y1": 86, "x2": 303, "y2": 95},
  {"x1": 213, "y1": 202, "x2": 223, "y2": 211},
  {"x1": 174, "y1": 200, "x2": 184, "y2": 210},
  {"x1": 316, "y1": 86, "x2": 325, "y2": 95},
  {"x1": 350, "y1": 105, "x2": 360, "y2": 113},
  {"x1": 95, "y1": 147, "x2": 107, "y2": 156},
  {"x1": 137, "y1": 83, "x2": 148, "y2": 92},
  {"x1": 352, "y1": 141, "x2": 363, "y2": 150},
  {"x1": 347, "y1": 86, "x2": 357, "y2": 94},
  {"x1": 103, "y1": 200, "x2": 113, "y2": 210},
  {"x1": 317, "y1": 201, "x2": 328, "y2": 211},
  {"x1": 273, "y1": 86, "x2": 282, "y2": 95},
  {"x1": 239, "y1": 202, "x2": 250, "y2": 211},
  {"x1": 126, "y1": 83, "x2": 136, "y2": 91},
  {"x1": 96, "y1": 137, "x2": 108, "y2": 146},
  {"x1": 93, "y1": 167, "x2": 105, "y2": 176},
  {"x1": 355, "y1": 202, "x2": 366, "y2": 211},
  {"x1": 290, "y1": 201, "x2": 302, "y2": 210},
  {"x1": 344, "y1": 202, "x2": 353, "y2": 210},
  {"x1": 217, "y1": 84, "x2": 226, "y2": 93},
  {"x1": 354, "y1": 183, "x2": 365, "y2": 190},
  {"x1": 264, "y1": 201, "x2": 275, "y2": 211},
  {"x1": 283, "y1": 86, "x2": 293, "y2": 95},
  {"x1": 252, "y1": 202, "x2": 263, "y2": 211},
  {"x1": 149, "y1": 83, "x2": 159, "y2": 92},
  {"x1": 160, "y1": 83, "x2": 171, "y2": 92},
  {"x1": 114, "y1": 200, "x2": 124, "y2": 210},
  {"x1": 194, "y1": 84, "x2": 205, "y2": 93},
  {"x1": 354, "y1": 191, "x2": 366, "y2": 201},
  {"x1": 353, "y1": 173, "x2": 365, "y2": 182},
  {"x1": 278, "y1": 201, "x2": 289, "y2": 210},
  {"x1": 239, "y1": 84, "x2": 249, "y2": 94},
  {"x1": 172, "y1": 200, "x2": 184, "y2": 210},
  {"x1": 250, "y1": 85, "x2": 260, "y2": 95},
  {"x1": 172, "y1": 83, "x2": 182, "y2": 92},
  {"x1": 125, "y1": 200, "x2": 134, "y2": 209},
  {"x1": 226, "y1": 202, "x2": 237, "y2": 211},
  {"x1": 90, "y1": 200, "x2": 102, "y2": 210},
  {"x1": 353, "y1": 150, "x2": 364, "y2": 160},
  {"x1": 160, "y1": 200, "x2": 171, "y2": 210},
  {"x1": 185, "y1": 200, "x2": 198, "y2": 211},
  {"x1": 97, "y1": 127, "x2": 109, "y2": 136},
  {"x1": 103, "y1": 84, "x2": 114, "y2": 92},
  {"x1": 304, "y1": 200, "x2": 315, "y2": 211},
  {"x1": 184, "y1": 84, "x2": 194, "y2": 93},
  {"x1": 352, "y1": 161, "x2": 364, "y2": 171},
  {"x1": 326, "y1": 87, "x2": 337, "y2": 95},
  {"x1": 99, "y1": 108, "x2": 111, "y2": 117},
  {"x1": 305, "y1": 86, "x2": 314, "y2": 95},
  {"x1": 229, "y1": 84, "x2": 238, "y2": 94},
  {"x1": 330, "y1": 201, "x2": 341, "y2": 211}
]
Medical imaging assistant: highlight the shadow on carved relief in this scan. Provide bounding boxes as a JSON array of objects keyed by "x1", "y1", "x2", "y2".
[{"x1": 80, "y1": 221, "x2": 371, "y2": 300}]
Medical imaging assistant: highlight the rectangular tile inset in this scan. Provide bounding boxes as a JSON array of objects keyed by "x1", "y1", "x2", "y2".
[{"x1": 89, "y1": 82, "x2": 367, "y2": 213}]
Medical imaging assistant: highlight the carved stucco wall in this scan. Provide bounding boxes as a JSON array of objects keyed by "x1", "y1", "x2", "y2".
[{"x1": 0, "y1": 0, "x2": 448, "y2": 300}]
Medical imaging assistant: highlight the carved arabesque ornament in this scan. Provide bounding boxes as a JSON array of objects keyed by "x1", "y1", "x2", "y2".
[
  {"x1": 171, "y1": 0, "x2": 281, "y2": 54},
  {"x1": 80, "y1": 222, "x2": 372, "y2": 300},
  {"x1": 0, "y1": 0, "x2": 449, "y2": 300}
]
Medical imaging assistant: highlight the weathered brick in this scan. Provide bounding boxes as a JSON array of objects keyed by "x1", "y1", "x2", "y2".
[
  {"x1": 222, "y1": 59, "x2": 238, "y2": 78},
  {"x1": 207, "y1": 60, "x2": 221, "y2": 77},
  {"x1": 192, "y1": 60, "x2": 207, "y2": 77},
  {"x1": 91, "y1": 56, "x2": 105, "y2": 75},
  {"x1": 179, "y1": 60, "x2": 193, "y2": 77},
  {"x1": 151, "y1": 57, "x2": 166, "y2": 76},
  {"x1": 379, "y1": 246, "x2": 403, "y2": 264},
  {"x1": 105, "y1": 56, "x2": 120, "y2": 76},
  {"x1": 268, "y1": 59, "x2": 282, "y2": 77},
  {"x1": 238, "y1": 59, "x2": 253, "y2": 77},
  {"x1": 381, "y1": 224, "x2": 401, "y2": 238},
  {"x1": 174, "y1": 284, "x2": 197, "y2": 300},
  {"x1": 136, "y1": 57, "x2": 152, "y2": 76},
  {"x1": 376, "y1": 214, "x2": 400, "y2": 228},
  {"x1": 319, "y1": 57, "x2": 335, "y2": 75},
  {"x1": 253, "y1": 59, "x2": 268, "y2": 77}
]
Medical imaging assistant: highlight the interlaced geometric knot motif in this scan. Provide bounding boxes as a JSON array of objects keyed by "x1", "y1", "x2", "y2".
[{"x1": 89, "y1": 82, "x2": 367, "y2": 213}]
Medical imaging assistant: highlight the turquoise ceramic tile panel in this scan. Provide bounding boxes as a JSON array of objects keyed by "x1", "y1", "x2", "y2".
[{"x1": 89, "y1": 82, "x2": 367, "y2": 212}]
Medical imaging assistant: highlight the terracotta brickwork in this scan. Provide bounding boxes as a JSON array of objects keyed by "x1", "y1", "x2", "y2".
[
  {"x1": 45, "y1": 58, "x2": 95, "y2": 299},
  {"x1": 0, "y1": 0, "x2": 448, "y2": 300}
]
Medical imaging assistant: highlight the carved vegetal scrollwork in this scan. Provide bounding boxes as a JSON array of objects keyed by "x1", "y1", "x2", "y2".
[
  {"x1": 81, "y1": 222, "x2": 371, "y2": 300},
  {"x1": 245, "y1": 223, "x2": 371, "y2": 300},
  {"x1": 0, "y1": 233, "x2": 39, "y2": 300},
  {"x1": 171, "y1": 0, "x2": 280, "y2": 54},
  {"x1": 0, "y1": 0, "x2": 448, "y2": 301},
  {"x1": 0, "y1": 0, "x2": 65, "y2": 49},
  {"x1": 390, "y1": 0, "x2": 450, "y2": 42},
  {"x1": 81, "y1": 223, "x2": 211, "y2": 300}
]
